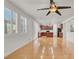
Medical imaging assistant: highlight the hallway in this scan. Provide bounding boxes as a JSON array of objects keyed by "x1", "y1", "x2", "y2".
[
  {"x1": 4, "y1": 0, "x2": 74, "y2": 59},
  {"x1": 5, "y1": 37, "x2": 73, "y2": 59}
]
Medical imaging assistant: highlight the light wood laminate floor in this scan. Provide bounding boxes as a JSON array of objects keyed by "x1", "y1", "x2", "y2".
[{"x1": 5, "y1": 36, "x2": 73, "y2": 59}]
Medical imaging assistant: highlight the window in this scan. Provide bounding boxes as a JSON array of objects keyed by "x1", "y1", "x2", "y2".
[
  {"x1": 4, "y1": 7, "x2": 17, "y2": 34},
  {"x1": 4, "y1": 7, "x2": 12, "y2": 34},
  {"x1": 24, "y1": 18, "x2": 27, "y2": 32},
  {"x1": 20, "y1": 16, "x2": 27, "y2": 32},
  {"x1": 4, "y1": 7, "x2": 27, "y2": 34},
  {"x1": 12, "y1": 11, "x2": 17, "y2": 33}
]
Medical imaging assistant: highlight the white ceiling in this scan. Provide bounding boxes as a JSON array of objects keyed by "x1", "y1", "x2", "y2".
[{"x1": 8, "y1": 0, "x2": 74, "y2": 25}]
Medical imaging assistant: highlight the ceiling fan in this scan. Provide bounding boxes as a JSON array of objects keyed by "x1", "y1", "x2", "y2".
[{"x1": 37, "y1": 0, "x2": 71, "y2": 16}]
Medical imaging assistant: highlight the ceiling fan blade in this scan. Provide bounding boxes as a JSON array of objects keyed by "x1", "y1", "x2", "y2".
[
  {"x1": 50, "y1": 0, "x2": 54, "y2": 4},
  {"x1": 37, "y1": 8, "x2": 49, "y2": 10},
  {"x1": 55, "y1": 10, "x2": 61, "y2": 16},
  {"x1": 46, "y1": 11, "x2": 51, "y2": 16},
  {"x1": 57, "y1": 6, "x2": 71, "y2": 9}
]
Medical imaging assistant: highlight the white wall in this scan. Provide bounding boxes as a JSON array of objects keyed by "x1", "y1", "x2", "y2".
[
  {"x1": 4, "y1": 0, "x2": 36, "y2": 57},
  {"x1": 34, "y1": 21, "x2": 40, "y2": 39},
  {"x1": 63, "y1": 17, "x2": 74, "y2": 44}
]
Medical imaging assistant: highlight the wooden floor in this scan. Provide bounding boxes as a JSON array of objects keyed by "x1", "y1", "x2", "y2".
[{"x1": 5, "y1": 36, "x2": 73, "y2": 59}]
